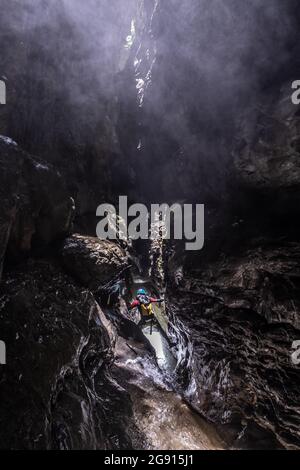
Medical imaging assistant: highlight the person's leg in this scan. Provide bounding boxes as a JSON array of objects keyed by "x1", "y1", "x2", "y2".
[{"x1": 138, "y1": 316, "x2": 146, "y2": 328}]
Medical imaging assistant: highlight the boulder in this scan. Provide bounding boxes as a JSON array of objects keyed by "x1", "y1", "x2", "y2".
[{"x1": 60, "y1": 234, "x2": 129, "y2": 290}]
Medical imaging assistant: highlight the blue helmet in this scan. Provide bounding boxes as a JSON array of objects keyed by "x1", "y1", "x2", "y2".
[{"x1": 137, "y1": 288, "x2": 147, "y2": 296}]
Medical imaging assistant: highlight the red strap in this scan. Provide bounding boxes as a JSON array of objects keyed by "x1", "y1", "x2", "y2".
[{"x1": 129, "y1": 299, "x2": 140, "y2": 309}]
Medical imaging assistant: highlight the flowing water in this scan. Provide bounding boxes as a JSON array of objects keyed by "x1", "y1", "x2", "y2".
[
  {"x1": 110, "y1": 272, "x2": 226, "y2": 450},
  {"x1": 113, "y1": 333, "x2": 225, "y2": 450}
]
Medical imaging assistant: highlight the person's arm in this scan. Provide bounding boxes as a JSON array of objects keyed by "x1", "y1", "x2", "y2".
[
  {"x1": 150, "y1": 297, "x2": 164, "y2": 303},
  {"x1": 129, "y1": 299, "x2": 140, "y2": 310}
]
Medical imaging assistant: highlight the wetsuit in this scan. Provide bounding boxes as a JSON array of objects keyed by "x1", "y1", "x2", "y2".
[
  {"x1": 129, "y1": 294, "x2": 163, "y2": 321},
  {"x1": 129, "y1": 296, "x2": 162, "y2": 310}
]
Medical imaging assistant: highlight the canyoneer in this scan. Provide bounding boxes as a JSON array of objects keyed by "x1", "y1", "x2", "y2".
[{"x1": 129, "y1": 288, "x2": 164, "y2": 327}]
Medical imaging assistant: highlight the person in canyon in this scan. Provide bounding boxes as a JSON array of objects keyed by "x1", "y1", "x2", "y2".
[{"x1": 129, "y1": 288, "x2": 164, "y2": 321}]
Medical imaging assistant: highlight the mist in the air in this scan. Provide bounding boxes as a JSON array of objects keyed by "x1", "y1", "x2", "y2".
[{"x1": 0, "y1": 0, "x2": 299, "y2": 202}]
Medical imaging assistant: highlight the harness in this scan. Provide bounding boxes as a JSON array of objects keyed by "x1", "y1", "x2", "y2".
[{"x1": 137, "y1": 294, "x2": 154, "y2": 317}]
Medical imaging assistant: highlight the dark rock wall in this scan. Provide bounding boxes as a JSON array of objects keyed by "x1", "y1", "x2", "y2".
[
  {"x1": 128, "y1": 0, "x2": 300, "y2": 448},
  {"x1": 0, "y1": 0, "x2": 138, "y2": 229},
  {"x1": 1, "y1": 0, "x2": 300, "y2": 450},
  {"x1": 169, "y1": 241, "x2": 300, "y2": 448},
  {"x1": 0, "y1": 258, "x2": 139, "y2": 449},
  {"x1": 0, "y1": 139, "x2": 74, "y2": 278},
  {"x1": 1, "y1": 1, "x2": 300, "y2": 212},
  {"x1": 0, "y1": 140, "x2": 138, "y2": 449},
  {"x1": 120, "y1": 0, "x2": 300, "y2": 205}
]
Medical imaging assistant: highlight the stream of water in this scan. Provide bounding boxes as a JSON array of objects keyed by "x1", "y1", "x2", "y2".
[
  {"x1": 113, "y1": 333, "x2": 225, "y2": 450},
  {"x1": 111, "y1": 272, "x2": 226, "y2": 450}
]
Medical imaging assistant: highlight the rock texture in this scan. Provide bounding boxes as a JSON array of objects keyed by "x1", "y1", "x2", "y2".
[
  {"x1": 60, "y1": 234, "x2": 129, "y2": 290},
  {"x1": 235, "y1": 89, "x2": 300, "y2": 191},
  {"x1": 0, "y1": 258, "x2": 142, "y2": 450},
  {"x1": 233, "y1": 82, "x2": 300, "y2": 220},
  {"x1": 0, "y1": 0, "x2": 138, "y2": 231},
  {"x1": 0, "y1": 138, "x2": 74, "y2": 279},
  {"x1": 1, "y1": 0, "x2": 300, "y2": 452},
  {"x1": 0, "y1": 133, "x2": 138, "y2": 449},
  {"x1": 169, "y1": 241, "x2": 300, "y2": 449},
  {"x1": 118, "y1": 0, "x2": 300, "y2": 204}
]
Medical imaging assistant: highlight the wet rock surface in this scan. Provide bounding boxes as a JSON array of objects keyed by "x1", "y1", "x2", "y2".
[
  {"x1": 0, "y1": 139, "x2": 74, "y2": 278},
  {"x1": 60, "y1": 234, "x2": 129, "y2": 290},
  {"x1": 0, "y1": 258, "x2": 141, "y2": 450},
  {"x1": 112, "y1": 334, "x2": 225, "y2": 450},
  {"x1": 119, "y1": 0, "x2": 300, "y2": 205},
  {"x1": 233, "y1": 83, "x2": 300, "y2": 219},
  {"x1": 235, "y1": 88, "x2": 300, "y2": 192},
  {"x1": 0, "y1": 0, "x2": 138, "y2": 230},
  {"x1": 1, "y1": 0, "x2": 300, "y2": 452},
  {"x1": 169, "y1": 241, "x2": 300, "y2": 449}
]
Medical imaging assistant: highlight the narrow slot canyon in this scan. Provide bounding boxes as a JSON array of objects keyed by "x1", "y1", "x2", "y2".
[{"x1": 0, "y1": 0, "x2": 300, "y2": 452}]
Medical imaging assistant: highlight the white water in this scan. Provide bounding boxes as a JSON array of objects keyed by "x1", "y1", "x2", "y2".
[{"x1": 114, "y1": 335, "x2": 225, "y2": 450}]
